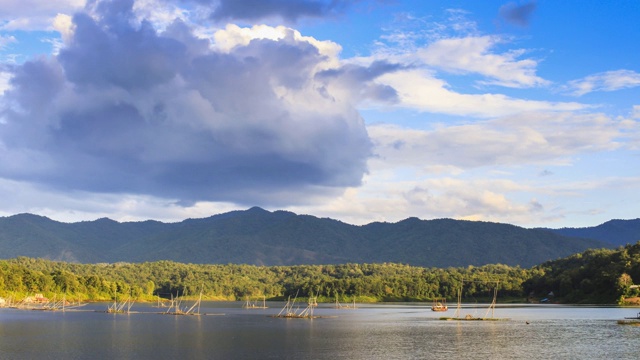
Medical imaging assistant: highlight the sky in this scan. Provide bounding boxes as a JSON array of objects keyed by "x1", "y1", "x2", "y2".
[{"x1": 0, "y1": 0, "x2": 638, "y2": 228}]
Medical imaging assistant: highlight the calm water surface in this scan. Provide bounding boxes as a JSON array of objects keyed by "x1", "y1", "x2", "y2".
[{"x1": 1, "y1": 302, "x2": 638, "y2": 359}]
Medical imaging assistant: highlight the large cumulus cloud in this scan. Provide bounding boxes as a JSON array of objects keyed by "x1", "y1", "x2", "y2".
[{"x1": 0, "y1": 0, "x2": 396, "y2": 206}]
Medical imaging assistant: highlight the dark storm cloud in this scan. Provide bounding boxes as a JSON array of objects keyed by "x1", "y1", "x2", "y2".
[
  {"x1": 315, "y1": 61, "x2": 402, "y2": 103},
  {"x1": 0, "y1": 0, "x2": 387, "y2": 206},
  {"x1": 499, "y1": 1, "x2": 537, "y2": 27},
  {"x1": 212, "y1": 0, "x2": 349, "y2": 22},
  {"x1": 59, "y1": 12, "x2": 186, "y2": 90},
  {"x1": 182, "y1": 0, "x2": 351, "y2": 23}
]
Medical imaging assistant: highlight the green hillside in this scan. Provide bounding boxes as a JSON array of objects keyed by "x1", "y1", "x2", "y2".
[
  {"x1": 0, "y1": 207, "x2": 609, "y2": 268},
  {"x1": 524, "y1": 242, "x2": 640, "y2": 304}
]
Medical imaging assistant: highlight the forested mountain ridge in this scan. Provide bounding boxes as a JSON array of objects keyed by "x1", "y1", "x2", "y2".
[
  {"x1": 540, "y1": 218, "x2": 640, "y2": 247},
  {"x1": 0, "y1": 207, "x2": 610, "y2": 267}
]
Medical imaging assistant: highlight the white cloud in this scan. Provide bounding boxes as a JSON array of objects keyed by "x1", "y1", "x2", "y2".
[
  {"x1": 368, "y1": 111, "x2": 626, "y2": 170},
  {"x1": 418, "y1": 35, "x2": 549, "y2": 88},
  {"x1": 0, "y1": 177, "x2": 242, "y2": 223},
  {"x1": 212, "y1": 23, "x2": 342, "y2": 65},
  {"x1": 0, "y1": 35, "x2": 17, "y2": 50},
  {"x1": 335, "y1": 110, "x2": 639, "y2": 226},
  {"x1": 286, "y1": 172, "x2": 544, "y2": 226},
  {"x1": 291, "y1": 145, "x2": 640, "y2": 227},
  {"x1": 52, "y1": 14, "x2": 74, "y2": 45},
  {"x1": 0, "y1": 70, "x2": 10, "y2": 94},
  {"x1": 564, "y1": 70, "x2": 640, "y2": 96},
  {"x1": 377, "y1": 69, "x2": 585, "y2": 117},
  {"x1": 623, "y1": 108, "x2": 640, "y2": 150},
  {"x1": 372, "y1": 7, "x2": 547, "y2": 89}
]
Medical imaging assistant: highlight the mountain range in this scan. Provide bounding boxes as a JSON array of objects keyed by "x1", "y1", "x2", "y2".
[
  {"x1": 541, "y1": 219, "x2": 640, "y2": 247},
  {"x1": 1, "y1": 207, "x2": 636, "y2": 268}
]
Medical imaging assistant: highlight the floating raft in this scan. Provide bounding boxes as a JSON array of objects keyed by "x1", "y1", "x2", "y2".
[
  {"x1": 273, "y1": 293, "x2": 319, "y2": 319},
  {"x1": 269, "y1": 314, "x2": 319, "y2": 319},
  {"x1": 617, "y1": 320, "x2": 640, "y2": 325},
  {"x1": 437, "y1": 279, "x2": 507, "y2": 321},
  {"x1": 440, "y1": 316, "x2": 509, "y2": 321}
]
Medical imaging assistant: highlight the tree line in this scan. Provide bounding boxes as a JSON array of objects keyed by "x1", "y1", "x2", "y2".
[
  {"x1": 0, "y1": 258, "x2": 530, "y2": 302},
  {"x1": 1, "y1": 242, "x2": 639, "y2": 304}
]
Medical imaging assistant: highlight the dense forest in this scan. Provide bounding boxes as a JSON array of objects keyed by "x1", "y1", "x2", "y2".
[
  {"x1": 524, "y1": 242, "x2": 640, "y2": 304},
  {"x1": 1, "y1": 242, "x2": 640, "y2": 305},
  {"x1": 0, "y1": 258, "x2": 532, "y2": 303}
]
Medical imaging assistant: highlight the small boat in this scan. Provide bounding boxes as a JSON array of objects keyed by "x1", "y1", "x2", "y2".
[
  {"x1": 431, "y1": 298, "x2": 448, "y2": 312},
  {"x1": 618, "y1": 312, "x2": 640, "y2": 325},
  {"x1": 624, "y1": 312, "x2": 640, "y2": 319}
]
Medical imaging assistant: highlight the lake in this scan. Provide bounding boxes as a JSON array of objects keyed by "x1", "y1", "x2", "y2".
[{"x1": 1, "y1": 302, "x2": 638, "y2": 359}]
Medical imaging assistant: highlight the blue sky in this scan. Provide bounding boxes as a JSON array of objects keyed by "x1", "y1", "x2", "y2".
[{"x1": 0, "y1": 0, "x2": 638, "y2": 228}]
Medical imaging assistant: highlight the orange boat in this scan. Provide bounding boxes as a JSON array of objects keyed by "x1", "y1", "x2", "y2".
[{"x1": 431, "y1": 298, "x2": 448, "y2": 312}]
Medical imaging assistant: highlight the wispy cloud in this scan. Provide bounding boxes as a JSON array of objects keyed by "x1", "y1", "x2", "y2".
[
  {"x1": 564, "y1": 70, "x2": 640, "y2": 96},
  {"x1": 0, "y1": 35, "x2": 17, "y2": 50},
  {"x1": 291, "y1": 173, "x2": 547, "y2": 226},
  {"x1": 365, "y1": 8, "x2": 556, "y2": 114},
  {"x1": 418, "y1": 35, "x2": 549, "y2": 88},
  {"x1": 368, "y1": 111, "x2": 626, "y2": 170},
  {"x1": 377, "y1": 69, "x2": 584, "y2": 117},
  {"x1": 376, "y1": 8, "x2": 479, "y2": 55},
  {"x1": 313, "y1": 113, "x2": 638, "y2": 226}
]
